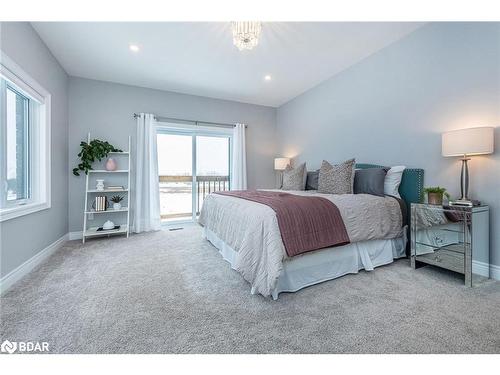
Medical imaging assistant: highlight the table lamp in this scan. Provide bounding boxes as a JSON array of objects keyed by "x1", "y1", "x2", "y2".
[
  {"x1": 274, "y1": 157, "x2": 290, "y2": 188},
  {"x1": 442, "y1": 126, "x2": 494, "y2": 206}
]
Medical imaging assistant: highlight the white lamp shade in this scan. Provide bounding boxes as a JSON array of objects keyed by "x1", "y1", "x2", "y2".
[
  {"x1": 274, "y1": 157, "x2": 290, "y2": 170},
  {"x1": 442, "y1": 127, "x2": 494, "y2": 157}
]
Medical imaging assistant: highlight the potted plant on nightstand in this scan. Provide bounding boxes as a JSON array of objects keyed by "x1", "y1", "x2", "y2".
[
  {"x1": 422, "y1": 186, "x2": 450, "y2": 205},
  {"x1": 110, "y1": 195, "x2": 124, "y2": 210}
]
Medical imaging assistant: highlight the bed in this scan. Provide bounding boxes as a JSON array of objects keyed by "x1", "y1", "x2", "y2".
[{"x1": 198, "y1": 164, "x2": 424, "y2": 299}]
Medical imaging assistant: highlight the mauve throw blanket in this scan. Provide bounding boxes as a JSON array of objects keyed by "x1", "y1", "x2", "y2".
[{"x1": 215, "y1": 190, "x2": 350, "y2": 256}]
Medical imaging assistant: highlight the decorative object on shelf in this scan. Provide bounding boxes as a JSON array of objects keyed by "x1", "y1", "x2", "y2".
[
  {"x1": 102, "y1": 220, "x2": 116, "y2": 230},
  {"x1": 93, "y1": 196, "x2": 107, "y2": 212},
  {"x1": 106, "y1": 185, "x2": 124, "y2": 191},
  {"x1": 110, "y1": 195, "x2": 124, "y2": 210},
  {"x1": 422, "y1": 186, "x2": 450, "y2": 206},
  {"x1": 231, "y1": 22, "x2": 262, "y2": 51},
  {"x1": 72, "y1": 139, "x2": 122, "y2": 176},
  {"x1": 105, "y1": 157, "x2": 117, "y2": 171},
  {"x1": 442, "y1": 126, "x2": 494, "y2": 207},
  {"x1": 96, "y1": 179, "x2": 105, "y2": 191},
  {"x1": 97, "y1": 225, "x2": 120, "y2": 232},
  {"x1": 274, "y1": 157, "x2": 290, "y2": 188}
]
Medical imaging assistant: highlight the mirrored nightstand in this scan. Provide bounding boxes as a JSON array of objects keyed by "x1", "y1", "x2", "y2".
[{"x1": 410, "y1": 203, "x2": 490, "y2": 287}]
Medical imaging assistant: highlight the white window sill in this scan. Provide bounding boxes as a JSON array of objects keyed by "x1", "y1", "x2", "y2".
[{"x1": 0, "y1": 201, "x2": 50, "y2": 222}]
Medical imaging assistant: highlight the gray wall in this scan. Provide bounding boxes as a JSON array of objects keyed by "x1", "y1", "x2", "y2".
[
  {"x1": 277, "y1": 22, "x2": 500, "y2": 266},
  {"x1": 0, "y1": 22, "x2": 69, "y2": 277},
  {"x1": 68, "y1": 77, "x2": 276, "y2": 232}
]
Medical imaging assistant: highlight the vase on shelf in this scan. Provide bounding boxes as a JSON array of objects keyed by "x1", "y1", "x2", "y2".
[
  {"x1": 113, "y1": 202, "x2": 122, "y2": 210},
  {"x1": 96, "y1": 179, "x2": 105, "y2": 191},
  {"x1": 105, "y1": 158, "x2": 117, "y2": 171}
]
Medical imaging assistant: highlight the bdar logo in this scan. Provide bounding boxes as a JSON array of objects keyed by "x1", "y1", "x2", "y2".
[{"x1": 1, "y1": 340, "x2": 17, "y2": 354}]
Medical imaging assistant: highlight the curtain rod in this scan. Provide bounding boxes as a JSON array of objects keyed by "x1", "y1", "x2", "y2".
[{"x1": 133, "y1": 113, "x2": 247, "y2": 129}]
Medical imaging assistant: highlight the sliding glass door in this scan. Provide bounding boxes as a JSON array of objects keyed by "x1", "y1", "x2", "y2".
[
  {"x1": 157, "y1": 126, "x2": 231, "y2": 223},
  {"x1": 195, "y1": 135, "x2": 230, "y2": 216},
  {"x1": 157, "y1": 132, "x2": 193, "y2": 222}
]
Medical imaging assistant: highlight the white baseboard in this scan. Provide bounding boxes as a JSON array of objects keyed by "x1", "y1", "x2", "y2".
[
  {"x1": 473, "y1": 260, "x2": 500, "y2": 280},
  {"x1": 492, "y1": 264, "x2": 500, "y2": 280},
  {"x1": 68, "y1": 231, "x2": 82, "y2": 240},
  {"x1": 0, "y1": 234, "x2": 69, "y2": 294}
]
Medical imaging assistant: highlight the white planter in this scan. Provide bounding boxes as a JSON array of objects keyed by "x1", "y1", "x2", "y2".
[{"x1": 113, "y1": 203, "x2": 122, "y2": 210}]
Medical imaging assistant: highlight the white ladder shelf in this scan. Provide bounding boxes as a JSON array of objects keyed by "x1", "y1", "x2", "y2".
[{"x1": 82, "y1": 133, "x2": 131, "y2": 243}]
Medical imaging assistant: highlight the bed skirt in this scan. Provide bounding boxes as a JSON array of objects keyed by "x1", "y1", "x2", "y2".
[{"x1": 203, "y1": 227, "x2": 407, "y2": 300}]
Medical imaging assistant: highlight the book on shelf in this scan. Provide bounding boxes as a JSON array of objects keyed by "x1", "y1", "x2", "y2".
[
  {"x1": 94, "y1": 196, "x2": 107, "y2": 211},
  {"x1": 106, "y1": 185, "x2": 125, "y2": 191}
]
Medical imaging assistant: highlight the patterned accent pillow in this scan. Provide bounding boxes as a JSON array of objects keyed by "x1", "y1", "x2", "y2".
[
  {"x1": 318, "y1": 159, "x2": 356, "y2": 194},
  {"x1": 282, "y1": 162, "x2": 307, "y2": 190}
]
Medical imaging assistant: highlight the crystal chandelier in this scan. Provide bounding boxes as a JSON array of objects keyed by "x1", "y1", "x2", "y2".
[{"x1": 231, "y1": 22, "x2": 262, "y2": 51}]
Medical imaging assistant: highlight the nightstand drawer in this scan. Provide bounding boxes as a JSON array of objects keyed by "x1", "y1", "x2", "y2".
[{"x1": 416, "y1": 247, "x2": 465, "y2": 274}]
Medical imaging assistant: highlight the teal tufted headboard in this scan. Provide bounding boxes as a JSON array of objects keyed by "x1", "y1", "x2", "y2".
[{"x1": 356, "y1": 163, "x2": 424, "y2": 256}]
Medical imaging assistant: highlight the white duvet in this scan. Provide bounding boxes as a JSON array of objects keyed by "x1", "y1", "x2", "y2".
[{"x1": 198, "y1": 190, "x2": 403, "y2": 297}]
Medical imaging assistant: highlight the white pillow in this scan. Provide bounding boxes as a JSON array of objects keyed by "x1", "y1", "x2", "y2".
[{"x1": 384, "y1": 166, "x2": 405, "y2": 198}]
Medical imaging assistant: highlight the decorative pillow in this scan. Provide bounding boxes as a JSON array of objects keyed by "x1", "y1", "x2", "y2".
[
  {"x1": 282, "y1": 162, "x2": 307, "y2": 190},
  {"x1": 384, "y1": 166, "x2": 406, "y2": 198},
  {"x1": 318, "y1": 159, "x2": 355, "y2": 194},
  {"x1": 354, "y1": 168, "x2": 388, "y2": 196},
  {"x1": 305, "y1": 170, "x2": 319, "y2": 190}
]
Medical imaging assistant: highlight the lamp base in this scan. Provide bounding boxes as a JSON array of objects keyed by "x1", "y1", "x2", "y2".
[
  {"x1": 449, "y1": 199, "x2": 481, "y2": 207},
  {"x1": 449, "y1": 199, "x2": 473, "y2": 207},
  {"x1": 459, "y1": 156, "x2": 471, "y2": 202},
  {"x1": 276, "y1": 171, "x2": 283, "y2": 189}
]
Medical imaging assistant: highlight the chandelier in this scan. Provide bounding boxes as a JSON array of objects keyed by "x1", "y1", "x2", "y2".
[{"x1": 231, "y1": 22, "x2": 262, "y2": 51}]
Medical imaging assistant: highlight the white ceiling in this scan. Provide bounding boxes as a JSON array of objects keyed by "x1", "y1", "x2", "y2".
[{"x1": 32, "y1": 22, "x2": 423, "y2": 107}]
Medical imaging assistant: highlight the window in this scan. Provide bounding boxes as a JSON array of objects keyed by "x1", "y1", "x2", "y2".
[
  {"x1": 0, "y1": 52, "x2": 51, "y2": 221},
  {"x1": 5, "y1": 84, "x2": 30, "y2": 202}
]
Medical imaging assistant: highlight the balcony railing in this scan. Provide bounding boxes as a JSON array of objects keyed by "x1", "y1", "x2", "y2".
[{"x1": 159, "y1": 175, "x2": 230, "y2": 220}]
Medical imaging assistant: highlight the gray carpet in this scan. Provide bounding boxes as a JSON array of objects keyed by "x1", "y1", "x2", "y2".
[{"x1": 1, "y1": 224, "x2": 500, "y2": 354}]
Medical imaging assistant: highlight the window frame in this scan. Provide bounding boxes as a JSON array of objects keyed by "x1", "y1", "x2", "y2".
[
  {"x1": 3, "y1": 83, "x2": 31, "y2": 206},
  {"x1": 0, "y1": 51, "x2": 51, "y2": 222}
]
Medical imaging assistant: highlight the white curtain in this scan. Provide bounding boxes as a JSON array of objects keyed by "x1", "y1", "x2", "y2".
[
  {"x1": 231, "y1": 123, "x2": 247, "y2": 190},
  {"x1": 133, "y1": 113, "x2": 161, "y2": 233}
]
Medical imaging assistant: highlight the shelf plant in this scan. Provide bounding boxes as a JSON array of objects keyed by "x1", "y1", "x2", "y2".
[
  {"x1": 110, "y1": 195, "x2": 124, "y2": 210},
  {"x1": 422, "y1": 186, "x2": 451, "y2": 205},
  {"x1": 72, "y1": 139, "x2": 122, "y2": 176}
]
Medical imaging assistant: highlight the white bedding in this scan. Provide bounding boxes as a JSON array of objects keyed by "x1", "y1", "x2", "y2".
[
  {"x1": 204, "y1": 226, "x2": 406, "y2": 299},
  {"x1": 198, "y1": 190, "x2": 404, "y2": 297}
]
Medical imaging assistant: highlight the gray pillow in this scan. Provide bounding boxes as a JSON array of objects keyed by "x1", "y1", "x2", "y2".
[
  {"x1": 305, "y1": 170, "x2": 319, "y2": 190},
  {"x1": 354, "y1": 168, "x2": 388, "y2": 197},
  {"x1": 318, "y1": 159, "x2": 355, "y2": 194},
  {"x1": 282, "y1": 162, "x2": 307, "y2": 190}
]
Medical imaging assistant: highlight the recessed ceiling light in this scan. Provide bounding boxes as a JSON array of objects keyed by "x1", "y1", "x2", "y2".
[
  {"x1": 264, "y1": 75, "x2": 272, "y2": 81},
  {"x1": 129, "y1": 44, "x2": 140, "y2": 53}
]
